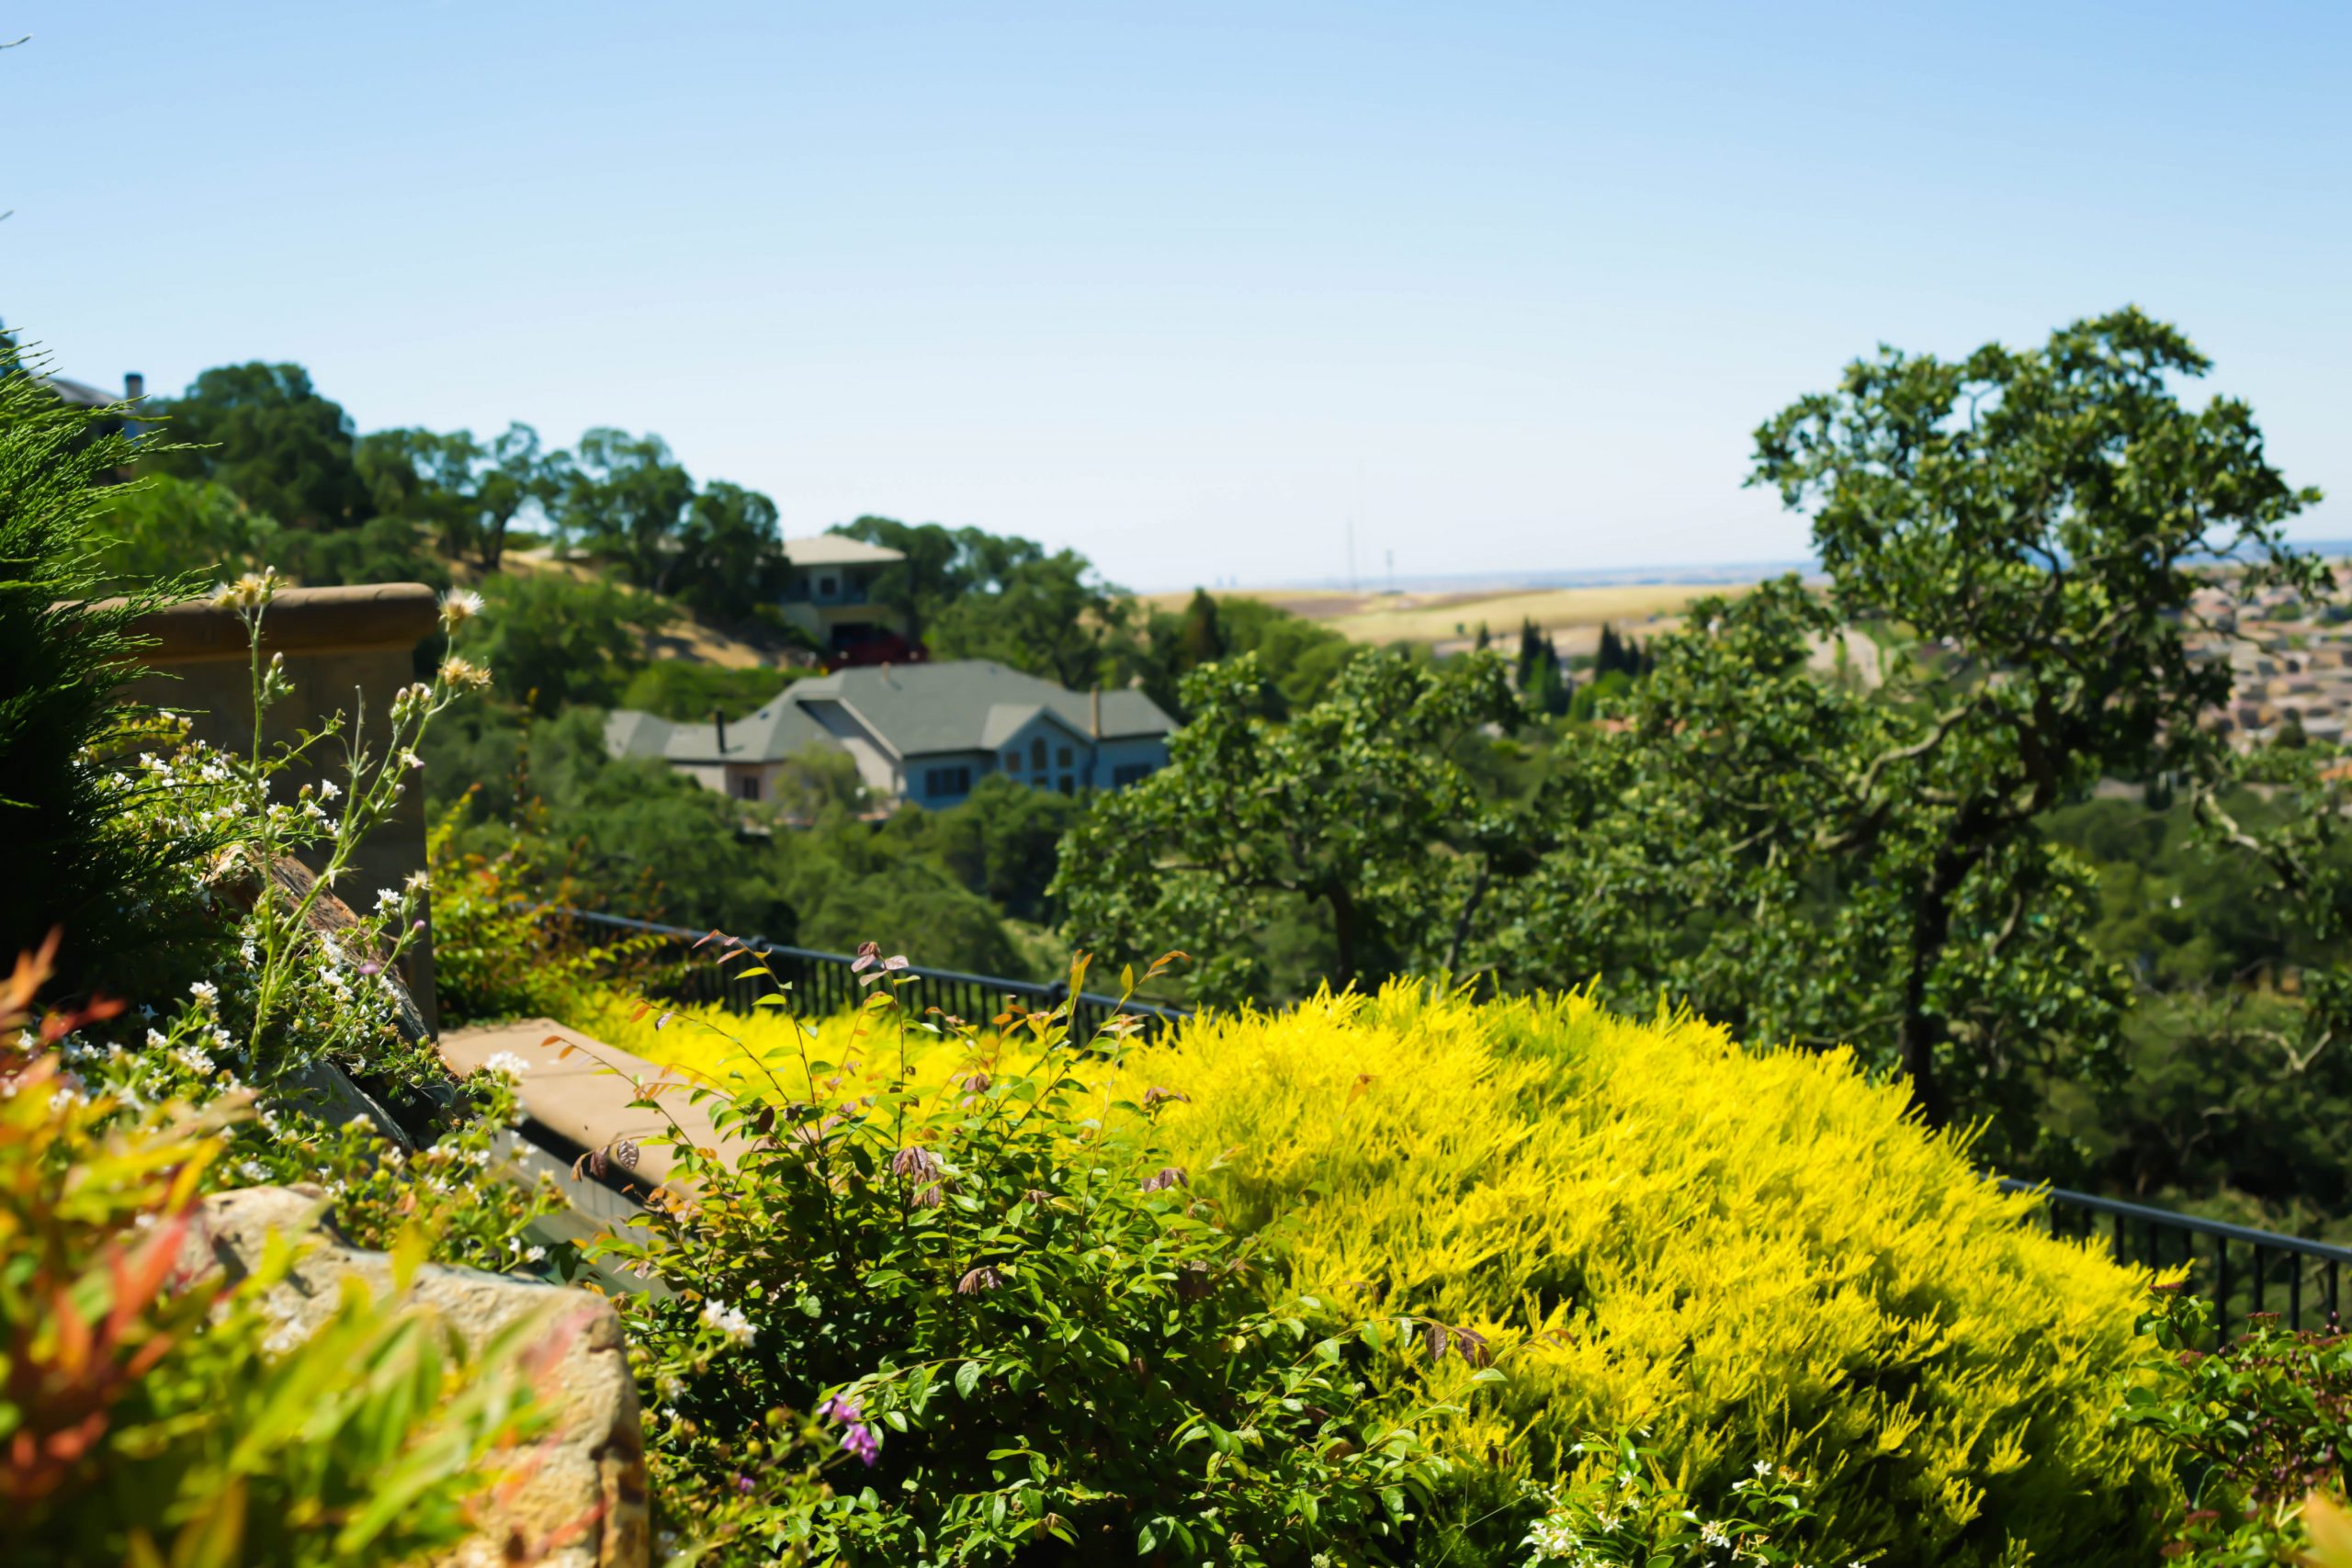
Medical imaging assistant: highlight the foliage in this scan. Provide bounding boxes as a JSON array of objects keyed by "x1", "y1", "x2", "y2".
[
  {"x1": 1518, "y1": 1437, "x2": 1827, "y2": 1567},
  {"x1": 471, "y1": 570, "x2": 673, "y2": 716},
  {"x1": 2124, "y1": 1292, "x2": 2352, "y2": 1565},
  {"x1": 0, "y1": 348, "x2": 214, "y2": 995},
  {"x1": 0, "y1": 957, "x2": 548, "y2": 1567},
  {"x1": 1133, "y1": 984, "x2": 2179, "y2": 1565},
  {"x1": 591, "y1": 952, "x2": 1455, "y2": 1565},
  {"x1": 908, "y1": 773, "x2": 1084, "y2": 924},
  {"x1": 617, "y1": 659, "x2": 799, "y2": 724},
  {"x1": 929, "y1": 547, "x2": 1136, "y2": 690},
  {"x1": 419, "y1": 799, "x2": 655, "y2": 1027},
  {"x1": 1469, "y1": 310, "x2": 2325, "y2": 1146},
  {"x1": 148, "y1": 362, "x2": 370, "y2": 530},
  {"x1": 1056, "y1": 650, "x2": 1528, "y2": 1004}
]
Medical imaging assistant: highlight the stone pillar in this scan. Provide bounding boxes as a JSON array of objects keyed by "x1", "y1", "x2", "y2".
[{"x1": 114, "y1": 583, "x2": 443, "y2": 1035}]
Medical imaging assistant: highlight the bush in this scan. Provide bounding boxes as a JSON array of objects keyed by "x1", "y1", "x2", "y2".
[
  {"x1": 592, "y1": 955, "x2": 1454, "y2": 1564},
  {"x1": 425, "y1": 799, "x2": 656, "y2": 1027},
  {"x1": 616, "y1": 659, "x2": 799, "y2": 722},
  {"x1": 1132, "y1": 984, "x2": 2180, "y2": 1565},
  {"x1": 2125, "y1": 1292, "x2": 2352, "y2": 1564},
  {"x1": 0, "y1": 956, "x2": 548, "y2": 1566},
  {"x1": 0, "y1": 349, "x2": 212, "y2": 993}
]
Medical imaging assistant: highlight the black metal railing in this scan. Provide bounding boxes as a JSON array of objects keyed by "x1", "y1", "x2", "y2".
[
  {"x1": 559, "y1": 908, "x2": 1194, "y2": 1043},
  {"x1": 2002, "y1": 1179, "x2": 2352, "y2": 1337},
  {"x1": 559, "y1": 908, "x2": 2351, "y2": 1338}
]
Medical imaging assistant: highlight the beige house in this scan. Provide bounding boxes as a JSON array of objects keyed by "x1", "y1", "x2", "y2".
[{"x1": 778, "y1": 535, "x2": 910, "y2": 661}]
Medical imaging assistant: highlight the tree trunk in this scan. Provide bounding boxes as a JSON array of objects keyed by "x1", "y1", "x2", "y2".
[{"x1": 1327, "y1": 886, "x2": 1359, "y2": 991}]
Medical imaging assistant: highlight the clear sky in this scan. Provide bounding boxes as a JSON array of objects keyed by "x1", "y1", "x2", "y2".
[{"x1": 5, "y1": 2, "x2": 2346, "y2": 590}]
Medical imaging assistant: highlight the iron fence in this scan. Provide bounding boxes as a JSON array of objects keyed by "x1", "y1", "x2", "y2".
[
  {"x1": 2003, "y1": 1179, "x2": 2352, "y2": 1337},
  {"x1": 559, "y1": 908, "x2": 2351, "y2": 1340},
  {"x1": 558, "y1": 908, "x2": 1193, "y2": 1043}
]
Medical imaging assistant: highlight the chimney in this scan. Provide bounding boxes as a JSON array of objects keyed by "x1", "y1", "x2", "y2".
[
  {"x1": 1090, "y1": 685, "x2": 1102, "y2": 739},
  {"x1": 712, "y1": 707, "x2": 728, "y2": 756},
  {"x1": 124, "y1": 372, "x2": 144, "y2": 401}
]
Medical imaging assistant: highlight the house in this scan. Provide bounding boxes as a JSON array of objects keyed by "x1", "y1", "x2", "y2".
[
  {"x1": 779, "y1": 535, "x2": 918, "y2": 665},
  {"x1": 604, "y1": 659, "x2": 1178, "y2": 809}
]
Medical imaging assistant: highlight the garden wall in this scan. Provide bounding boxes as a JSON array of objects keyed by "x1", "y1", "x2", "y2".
[{"x1": 114, "y1": 582, "x2": 442, "y2": 1032}]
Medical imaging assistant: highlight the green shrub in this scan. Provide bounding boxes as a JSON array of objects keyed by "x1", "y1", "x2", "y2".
[
  {"x1": 594, "y1": 953, "x2": 1454, "y2": 1564},
  {"x1": 1135, "y1": 984, "x2": 2180, "y2": 1565},
  {"x1": 0, "y1": 347, "x2": 212, "y2": 993},
  {"x1": 617, "y1": 658, "x2": 800, "y2": 722},
  {"x1": 0, "y1": 968, "x2": 548, "y2": 1566},
  {"x1": 2124, "y1": 1292, "x2": 2352, "y2": 1564}
]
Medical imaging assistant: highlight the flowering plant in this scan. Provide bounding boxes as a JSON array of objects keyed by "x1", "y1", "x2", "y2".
[
  {"x1": 591, "y1": 945, "x2": 1456, "y2": 1564},
  {"x1": 1518, "y1": 1433, "x2": 1837, "y2": 1568}
]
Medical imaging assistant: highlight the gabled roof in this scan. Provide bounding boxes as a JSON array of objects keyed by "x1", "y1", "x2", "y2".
[
  {"x1": 603, "y1": 694, "x2": 842, "y2": 767},
  {"x1": 792, "y1": 660, "x2": 1176, "y2": 759},
  {"x1": 785, "y1": 534, "x2": 904, "y2": 568}
]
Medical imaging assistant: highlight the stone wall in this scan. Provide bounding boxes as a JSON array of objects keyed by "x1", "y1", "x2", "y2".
[{"x1": 115, "y1": 582, "x2": 443, "y2": 1033}]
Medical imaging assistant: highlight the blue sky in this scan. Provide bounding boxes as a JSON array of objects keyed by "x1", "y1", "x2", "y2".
[{"x1": 5, "y1": 2, "x2": 2345, "y2": 589}]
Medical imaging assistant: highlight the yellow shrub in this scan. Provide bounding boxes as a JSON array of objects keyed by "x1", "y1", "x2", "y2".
[
  {"x1": 1132, "y1": 984, "x2": 2177, "y2": 1565},
  {"x1": 576, "y1": 987, "x2": 1017, "y2": 1102}
]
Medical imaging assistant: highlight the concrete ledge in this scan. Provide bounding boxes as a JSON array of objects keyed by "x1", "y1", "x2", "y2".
[
  {"x1": 104, "y1": 582, "x2": 441, "y2": 662},
  {"x1": 442, "y1": 1017, "x2": 751, "y2": 1194}
]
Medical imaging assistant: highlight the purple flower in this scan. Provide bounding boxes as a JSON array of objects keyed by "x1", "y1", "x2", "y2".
[
  {"x1": 956, "y1": 1265, "x2": 1003, "y2": 1294},
  {"x1": 841, "y1": 1423, "x2": 881, "y2": 1466},
  {"x1": 733, "y1": 1473, "x2": 755, "y2": 1495},
  {"x1": 817, "y1": 1395, "x2": 880, "y2": 1467},
  {"x1": 1141, "y1": 1085, "x2": 1190, "y2": 1110},
  {"x1": 1139, "y1": 1166, "x2": 1189, "y2": 1193}
]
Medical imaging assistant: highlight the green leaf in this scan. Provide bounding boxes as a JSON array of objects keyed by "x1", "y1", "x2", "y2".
[{"x1": 955, "y1": 1360, "x2": 982, "y2": 1400}]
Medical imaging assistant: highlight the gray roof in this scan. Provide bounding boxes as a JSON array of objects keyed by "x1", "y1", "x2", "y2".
[
  {"x1": 605, "y1": 659, "x2": 1176, "y2": 769},
  {"x1": 785, "y1": 534, "x2": 904, "y2": 567},
  {"x1": 792, "y1": 660, "x2": 1175, "y2": 759},
  {"x1": 603, "y1": 694, "x2": 841, "y2": 767}
]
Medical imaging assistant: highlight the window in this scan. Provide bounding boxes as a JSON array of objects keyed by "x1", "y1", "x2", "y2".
[
  {"x1": 1030, "y1": 737, "x2": 1047, "y2": 771},
  {"x1": 1057, "y1": 745, "x2": 1073, "y2": 767},
  {"x1": 1003, "y1": 750, "x2": 1022, "y2": 772},
  {"x1": 1058, "y1": 775, "x2": 1075, "y2": 795},
  {"x1": 817, "y1": 574, "x2": 837, "y2": 599},
  {"x1": 1112, "y1": 762, "x2": 1155, "y2": 787},
  {"x1": 925, "y1": 765, "x2": 973, "y2": 799},
  {"x1": 735, "y1": 774, "x2": 762, "y2": 801}
]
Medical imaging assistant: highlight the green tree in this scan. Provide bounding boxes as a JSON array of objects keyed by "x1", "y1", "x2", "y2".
[
  {"x1": 474, "y1": 422, "x2": 557, "y2": 571},
  {"x1": 149, "y1": 363, "x2": 369, "y2": 530},
  {"x1": 1055, "y1": 650, "x2": 1523, "y2": 1004},
  {"x1": 1512, "y1": 310, "x2": 2324, "y2": 1139},
  {"x1": 356, "y1": 426, "x2": 486, "y2": 558},
  {"x1": 930, "y1": 548, "x2": 1134, "y2": 689},
  {"x1": 470, "y1": 572, "x2": 671, "y2": 716},
  {"x1": 672, "y1": 479, "x2": 787, "y2": 620},
  {"x1": 554, "y1": 428, "x2": 695, "y2": 592}
]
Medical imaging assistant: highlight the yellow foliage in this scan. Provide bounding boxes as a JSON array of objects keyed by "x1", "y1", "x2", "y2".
[
  {"x1": 586, "y1": 978, "x2": 2178, "y2": 1562},
  {"x1": 1130, "y1": 983, "x2": 2177, "y2": 1565}
]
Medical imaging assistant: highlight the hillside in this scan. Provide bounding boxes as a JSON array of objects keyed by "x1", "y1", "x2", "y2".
[{"x1": 1141, "y1": 578, "x2": 1764, "y2": 655}]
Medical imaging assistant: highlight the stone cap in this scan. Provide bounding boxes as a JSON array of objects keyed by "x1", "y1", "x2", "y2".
[{"x1": 101, "y1": 582, "x2": 441, "y2": 662}]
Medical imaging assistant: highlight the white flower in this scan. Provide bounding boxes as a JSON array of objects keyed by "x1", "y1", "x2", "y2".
[
  {"x1": 188, "y1": 979, "x2": 219, "y2": 1010},
  {"x1": 700, "y1": 1299, "x2": 757, "y2": 1348},
  {"x1": 439, "y1": 588, "x2": 484, "y2": 628},
  {"x1": 1701, "y1": 1519, "x2": 1731, "y2": 1547},
  {"x1": 377, "y1": 887, "x2": 400, "y2": 909},
  {"x1": 145, "y1": 1028, "x2": 168, "y2": 1049},
  {"x1": 319, "y1": 779, "x2": 342, "y2": 801},
  {"x1": 484, "y1": 1052, "x2": 531, "y2": 1080},
  {"x1": 173, "y1": 1043, "x2": 217, "y2": 1077}
]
